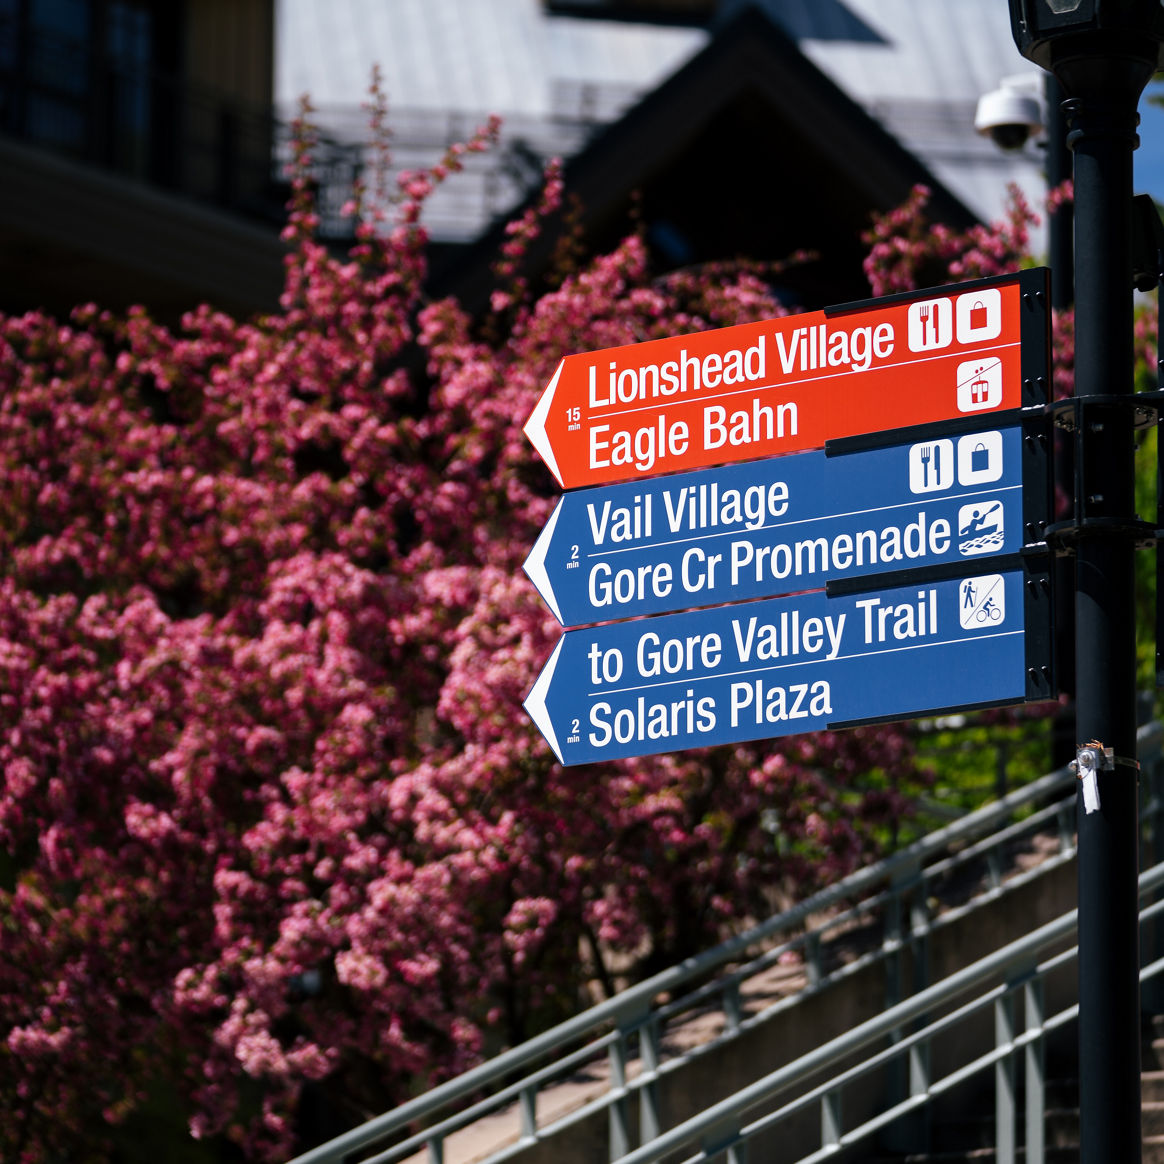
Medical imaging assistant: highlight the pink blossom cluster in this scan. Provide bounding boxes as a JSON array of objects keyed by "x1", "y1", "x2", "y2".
[
  {"x1": 0, "y1": 105, "x2": 1103, "y2": 1164},
  {"x1": 862, "y1": 183, "x2": 1037, "y2": 297}
]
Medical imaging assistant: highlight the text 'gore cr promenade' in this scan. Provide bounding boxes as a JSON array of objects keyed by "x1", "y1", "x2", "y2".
[{"x1": 524, "y1": 427, "x2": 1028, "y2": 626}]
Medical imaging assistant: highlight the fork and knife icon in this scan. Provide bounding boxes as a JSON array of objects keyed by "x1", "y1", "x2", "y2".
[
  {"x1": 919, "y1": 443, "x2": 941, "y2": 487},
  {"x1": 915, "y1": 300, "x2": 946, "y2": 348}
]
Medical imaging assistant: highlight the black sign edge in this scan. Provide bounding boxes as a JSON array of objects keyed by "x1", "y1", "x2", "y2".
[
  {"x1": 825, "y1": 411, "x2": 1028, "y2": 458},
  {"x1": 823, "y1": 266, "x2": 1051, "y2": 320},
  {"x1": 825, "y1": 553, "x2": 1024, "y2": 597}
]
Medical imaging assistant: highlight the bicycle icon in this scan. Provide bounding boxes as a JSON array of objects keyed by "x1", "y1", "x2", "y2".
[
  {"x1": 960, "y1": 574, "x2": 1005, "y2": 630},
  {"x1": 976, "y1": 597, "x2": 1002, "y2": 623}
]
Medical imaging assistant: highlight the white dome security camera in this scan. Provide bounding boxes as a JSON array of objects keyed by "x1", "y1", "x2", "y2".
[{"x1": 975, "y1": 75, "x2": 1045, "y2": 152}]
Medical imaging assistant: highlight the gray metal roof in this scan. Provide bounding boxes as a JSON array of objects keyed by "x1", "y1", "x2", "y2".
[
  {"x1": 794, "y1": 1, "x2": 1045, "y2": 233},
  {"x1": 275, "y1": 0, "x2": 1048, "y2": 248},
  {"x1": 276, "y1": 0, "x2": 705, "y2": 119}
]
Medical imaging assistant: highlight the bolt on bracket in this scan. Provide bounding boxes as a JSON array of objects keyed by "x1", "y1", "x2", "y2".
[{"x1": 1069, "y1": 740, "x2": 1140, "y2": 814}]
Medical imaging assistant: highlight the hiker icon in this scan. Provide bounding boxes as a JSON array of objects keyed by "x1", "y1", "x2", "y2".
[
  {"x1": 960, "y1": 573, "x2": 1005, "y2": 630},
  {"x1": 957, "y1": 500, "x2": 1004, "y2": 556}
]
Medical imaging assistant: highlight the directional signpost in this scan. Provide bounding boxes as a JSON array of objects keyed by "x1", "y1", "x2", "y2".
[
  {"x1": 524, "y1": 570, "x2": 1049, "y2": 766},
  {"x1": 524, "y1": 423, "x2": 1041, "y2": 626},
  {"x1": 522, "y1": 269, "x2": 1055, "y2": 765},
  {"x1": 524, "y1": 270, "x2": 1048, "y2": 490}
]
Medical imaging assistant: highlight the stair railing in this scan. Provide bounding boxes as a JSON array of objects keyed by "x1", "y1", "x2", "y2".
[
  {"x1": 287, "y1": 721, "x2": 1164, "y2": 1164},
  {"x1": 605, "y1": 858, "x2": 1164, "y2": 1164}
]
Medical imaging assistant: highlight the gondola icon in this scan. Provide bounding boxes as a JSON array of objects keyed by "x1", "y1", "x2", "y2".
[{"x1": 957, "y1": 356, "x2": 1002, "y2": 412}]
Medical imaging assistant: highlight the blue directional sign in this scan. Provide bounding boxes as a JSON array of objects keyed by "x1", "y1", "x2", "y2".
[
  {"x1": 525, "y1": 426, "x2": 1028, "y2": 627},
  {"x1": 524, "y1": 570, "x2": 1045, "y2": 765}
]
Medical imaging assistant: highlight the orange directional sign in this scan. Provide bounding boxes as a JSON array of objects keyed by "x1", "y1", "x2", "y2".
[{"x1": 524, "y1": 270, "x2": 1049, "y2": 490}]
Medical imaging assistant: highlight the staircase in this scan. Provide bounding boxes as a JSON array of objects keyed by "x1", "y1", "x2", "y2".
[
  {"x1": 1145, "y1": 1022, "x2": 1164, "y2": 1164},
  {"x1": 870, "y1": 1013, "x2": 1164, "y2": 1163},
  {"x1": 286, "y1": 721, "x2": 1164, "y2": 1164}
]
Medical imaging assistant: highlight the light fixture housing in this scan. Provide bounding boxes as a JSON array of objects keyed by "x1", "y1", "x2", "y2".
[{"x1": 1009, "y1": 0, "x2": 1164, "y2": 83}]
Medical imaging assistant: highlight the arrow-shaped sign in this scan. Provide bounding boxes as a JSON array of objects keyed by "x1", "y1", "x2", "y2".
[
  {"x1": 525, "y1": 570, "x2": 1049, "y2": 766},
  {"x1": 525, "y1": 424, "x2": 1036, "y2": 627},
  {"x1": 524, "y1": 270, "x2": 1048, "y2": 490}
]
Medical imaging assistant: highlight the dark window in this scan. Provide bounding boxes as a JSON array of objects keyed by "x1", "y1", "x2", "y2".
[
  {"x1": 106, "y1": 1, "x2": 152, "y2": 172},
  {"x1": 27, "y1": 0, "x2": 92, "y2": 153},
  {"x1": 0, "y1": 0, "x2": 19, "y2": 71},
  {"x1": 0, "y1": 1, "x2": 291, "y2": 228},
  {"x1": 0, "y1": 0, "x2": 157, "y2": 166}
]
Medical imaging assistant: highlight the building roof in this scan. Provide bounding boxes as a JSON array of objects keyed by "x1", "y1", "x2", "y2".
[
  {"x1": 783, "y1": 0, "x2": 1045, "y2": 230},
  {"x1": 277, "y1": 0, "x2": 705, "y2": 121},
  {"x1": 275, "y1": 0, "x2": 1048, "y2": 250},
  {"x1": 430, "y1": 4, "x2": 988, "y2": 311}
]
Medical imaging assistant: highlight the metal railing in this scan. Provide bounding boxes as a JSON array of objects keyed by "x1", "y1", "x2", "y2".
[
  {"x1": 607, "y1": 858, "x2": 1164, "y2": 1164},
  {"x1": 288, "y1": 720, "x2": 1164, "y2": 1164}
]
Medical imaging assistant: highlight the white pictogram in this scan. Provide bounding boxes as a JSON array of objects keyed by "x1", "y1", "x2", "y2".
[
  {"x1": 956, "y1": 430, "x2": 1003, "y2": 485},
  {"x1": 957, "y1": 357, "x2": 1003, "y2": 412},
  {"x1": 960, "y1": 573, "x2": 1005, "y2": 629},
  {"x1": 955, "y1": 288, "x2": 1003, "y2": 343},
  {"x1": 958, "y1": 501, "x2": 1004, "y2": 556},
  {"x1": 908, "y1": 297, "x2": 953, "y2": 351},
  {"x1": 908, "y1": 438, "x2": 954, "y2": 493}
]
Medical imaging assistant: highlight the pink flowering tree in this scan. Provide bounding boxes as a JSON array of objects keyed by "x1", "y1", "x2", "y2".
[{"x1": 0, "y1": 90, "x2": 1090, "y2": 1163}]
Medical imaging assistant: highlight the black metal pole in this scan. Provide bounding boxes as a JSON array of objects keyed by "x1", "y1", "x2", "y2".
[
  {"x1": 1047, "y1": 73, "x2": 1078, "y2": 773},
  {"x1": 1065, "y1": 70, "x2": 1145, "y2": 1164},
  {"x1": 1047, "y1": 74, "x2": 1074, "y2": 314}
]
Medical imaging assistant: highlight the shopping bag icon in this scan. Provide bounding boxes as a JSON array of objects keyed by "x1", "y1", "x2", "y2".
[
  {"x1": 971, "y1": 442, "x2": 990, "y2": 472},
  {"x1": 969, "y1": 300, "x2": 988, "y2": 330}
]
